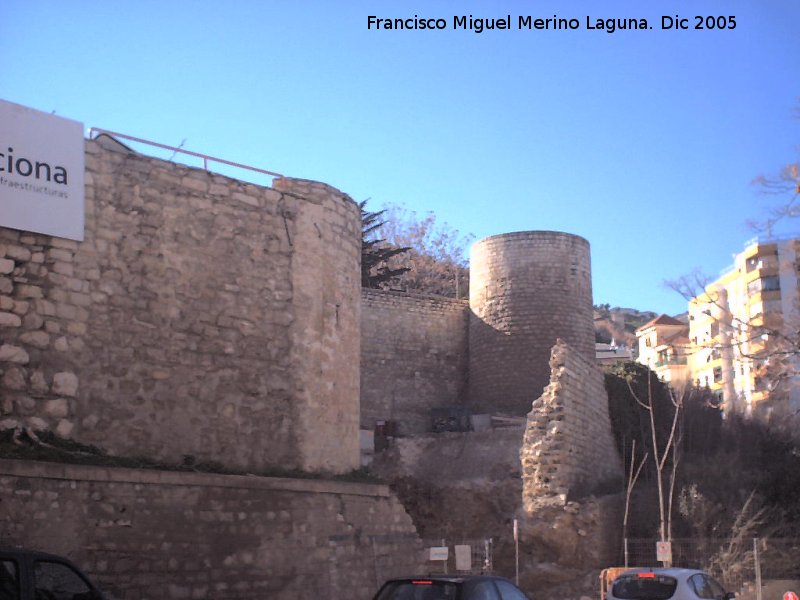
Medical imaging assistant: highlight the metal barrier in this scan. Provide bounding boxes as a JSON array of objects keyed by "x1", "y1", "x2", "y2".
[{"x1": 88, "y1": 127, "x2": 284, "y2": 179}]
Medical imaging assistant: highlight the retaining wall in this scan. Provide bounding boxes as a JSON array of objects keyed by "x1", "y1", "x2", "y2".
[{"x1": 0, "y1": 459, "x2": 423, "y2": 600}]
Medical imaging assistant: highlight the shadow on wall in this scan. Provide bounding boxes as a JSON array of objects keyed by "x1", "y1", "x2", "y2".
[{"x1": 468, "y1": 314, "x2": 551, "y2": 416}]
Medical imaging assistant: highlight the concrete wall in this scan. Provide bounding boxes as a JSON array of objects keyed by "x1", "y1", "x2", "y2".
[
  {"x1": 0, "y1": 459, "x2": 422, "y2": 600},
  {"x1": 0, "y1": 139, "x2": 361, "y2": 473},
  {"x1": 469, "y1": 231, "x2": 595, "y2": 415},
  {"x1": 520, "y1": 340, "x2": 623, "y2": 508},
  {"x1": 360, "y1": 289, "x2": 469, "y2": 434}
]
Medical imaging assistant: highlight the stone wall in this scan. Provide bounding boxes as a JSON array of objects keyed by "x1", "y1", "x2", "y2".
[
  {"x1": 0, "y1": 138, "x2": 361, "y2": 473},
  {"x1": 515, "y1": 340, "x2": 624, "y2": 582},
  {"x1": 0, "y1": 459, "x2": 423, "y2": 600},
  {"x1": 469, "y1": 231, "x2": 595, "y2": 415},
  {"x1": 520, "y1": 340, "x2": 623, "y2": 508},
  {"x1": 360, "y1": 289, "x2": 469, "y2": 434}
]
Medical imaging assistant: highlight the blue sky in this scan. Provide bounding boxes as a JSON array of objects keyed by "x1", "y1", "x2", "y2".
[{"x1": 2, "y1": 1, "x2": 799, "y2": 315}]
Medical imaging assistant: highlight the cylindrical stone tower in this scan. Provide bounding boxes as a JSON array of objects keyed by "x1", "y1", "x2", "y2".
[{"x1": 469, "y1": 231, "x2": 595, "y2": 415}]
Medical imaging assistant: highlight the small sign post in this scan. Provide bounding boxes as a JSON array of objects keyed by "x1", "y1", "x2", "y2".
[
  {"x1": 454, "y1": 545, "x2": 472, "y2": 572},
  {"x1": 429, "y1": 546, "x2": 449, "y2": 573},
  {"x1": 656, "y1": 541, "x2": 672, "y2": 565}
]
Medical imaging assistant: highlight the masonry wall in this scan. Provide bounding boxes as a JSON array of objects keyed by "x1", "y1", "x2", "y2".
[
  {"x1": 520, "y1": 340, "x2": 623, "y2": 509},
  {"x1": 361, "y1": 289, "x2": 469, "y2": 434},
  {"x1": 0, "y1": 459, "x2": 423, "y2": 600},
  {"x1": 0, "y1": 139, "x2": 361, "y2": 473},
  {"x1": 469, "y1": 231, "x2": 595, "y2": 415}
]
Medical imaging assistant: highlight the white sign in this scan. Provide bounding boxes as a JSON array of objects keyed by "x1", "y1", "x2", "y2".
[
  {"x1": 656, "y1": 541, "x2": 672, "y2": 563},
  {"x1": 428, "y1": 546, "x2": 449, "y2": 561},
  {"x1": 454, "y1": 545, "x2": 472, "y2": 571},
  {"x1": 0, "y1": 99, "x2": 85, "y2": 241}
]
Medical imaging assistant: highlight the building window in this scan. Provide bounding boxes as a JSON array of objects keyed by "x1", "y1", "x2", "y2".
[{"x1": 749, "y1": 276, "x2": 780, "y2": 295}]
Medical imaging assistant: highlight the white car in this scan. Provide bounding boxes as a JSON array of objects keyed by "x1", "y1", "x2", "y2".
[{"x1": 608, "y1": 568, "x2": 735, "y2": 600}]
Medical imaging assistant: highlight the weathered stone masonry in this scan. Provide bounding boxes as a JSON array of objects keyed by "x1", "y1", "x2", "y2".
[
  {"x1": 0, "y1": 138, "x2": 361, "y2": 474},
  {"x1": 360, "y1": 289, "x2": 469, "y2": 434},
  {"x1": 520, "y1": 339, "x2": 623, "y2": 510},
  {"x1": 470, "y1": 232, "x2": 595, "y2": 416},
  {"x1": 0, "y1": 459, "x2": 423, "y2": 600}
]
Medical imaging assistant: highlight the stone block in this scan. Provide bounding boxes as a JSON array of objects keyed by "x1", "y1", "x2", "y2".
[
  {"x1": 44, "y1": 399, "x2": 70, "y2": 418},
  {"x1": 30, "y1": 371, "x2": 49, "y2": 394},
  {"x1": 2, "y1": 367, "x2": 26, "y2": 390},
  {"x1": 0, "y1": 344, "x2": 29, "y2": 364},
  {"x1": 16, "y1": 285, "x2": 43, "y2": 299},
  {"x1": 4, "y1": 245, "x2": 31, "y2": 262},
  {"x1": 27, "y1": 416, "x2": 48, "y2": 431},
  {"x1": 0, "y1": 258, "x2": 13, "y2": 274},
  {"x1": 232, "y1": 192, "x2": 259, "y2": 207},
  {"x1": 52, "y1": 372, "x2": 79, "y2": 397},
  {"x1": 48, "y1": 249, "x2": 74, "y2": 263},
  {"x1": 56, "y1": 419, "x2": 75, "y2": 438},
  {"x1": 19, "y1": 331, "x2": 50, "y2": 349},
  {"x1": 22, "y1": 313, "x2": 44, "y2": 330},
  {"x1": 0, "y1": 312, "x2": 22, "y2": 327}
]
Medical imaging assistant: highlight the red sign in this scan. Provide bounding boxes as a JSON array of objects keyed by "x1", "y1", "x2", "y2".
[{"x1": 783, "y1": 591, "x2": 799, "y2": 600}]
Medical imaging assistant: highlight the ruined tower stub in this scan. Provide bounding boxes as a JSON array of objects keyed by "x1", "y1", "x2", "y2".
[{"x1": 469, "y1": 231, "x2": 595, "y2": 415}]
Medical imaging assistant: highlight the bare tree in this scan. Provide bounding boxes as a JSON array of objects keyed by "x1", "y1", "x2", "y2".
[
  {"x1": 707, "y1": 491, "x2": 769, "y2": 586},
  {"x1": 376, "y1": 203, "x2": 474, "y2": 298},
  {"x1": 622, "y1": 439, "x2": 648, "y2": 559},
  {"x1": 625, "y1": 371, "x2": 690, "y2": 557},
  {"x1": 748, "y1": 150, "x2": 800, "y2": 238}
]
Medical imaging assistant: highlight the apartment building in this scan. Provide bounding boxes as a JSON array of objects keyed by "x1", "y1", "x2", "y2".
[
  {"x1": 687, "y1": 237, "x2": 800, "y2": 417},
  {"x1": 636, "y1": 314, "x2": 690, "y2": 384}
]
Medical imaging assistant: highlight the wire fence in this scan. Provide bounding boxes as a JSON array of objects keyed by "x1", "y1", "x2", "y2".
[{"x1": 623, "y1": 538, "x2": 800, "y2": 597}]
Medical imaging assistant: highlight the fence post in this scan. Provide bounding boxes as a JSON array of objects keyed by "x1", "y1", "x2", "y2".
[
  {"x1": 754, "y1": 538, "x2": 762, "y2": 600},
  {"x1": 514, "y1": 519, "x2": 520, "y2": 585}
]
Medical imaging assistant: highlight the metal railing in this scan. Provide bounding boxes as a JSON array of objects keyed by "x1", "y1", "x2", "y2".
[{"x1": 88, "y1": 127, "x2": 284, "y2": 179}]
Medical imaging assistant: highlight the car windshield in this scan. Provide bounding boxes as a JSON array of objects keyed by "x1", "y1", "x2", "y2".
[
  {"x1": 376, "y1": 580, "x2": 460, "y2": 600},
  {"x1": 612, "y1": 574, "x2": 678, "y2": 600}
]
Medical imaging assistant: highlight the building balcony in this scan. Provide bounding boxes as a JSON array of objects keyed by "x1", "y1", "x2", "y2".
[{"x1": 655, "y1": 357, "x2": 688, "y2": 367}]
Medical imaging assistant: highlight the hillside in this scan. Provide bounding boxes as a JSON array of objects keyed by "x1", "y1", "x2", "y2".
[{"x1": 593, "y1": 304, "x2": 658, "y2": 347}]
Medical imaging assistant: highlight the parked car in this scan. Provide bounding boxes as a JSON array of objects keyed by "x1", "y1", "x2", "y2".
[
  {"x1": 373, "y1": 575, "x2": 532, "y2": 600},
  {"x1": 607, "y1": 568, "x2": 735, "y2": 600},
  {"x1": 0, "y1": 547, "x2": 109, "y2": 600}
]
